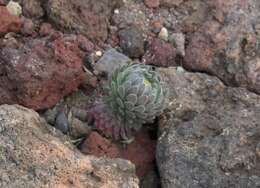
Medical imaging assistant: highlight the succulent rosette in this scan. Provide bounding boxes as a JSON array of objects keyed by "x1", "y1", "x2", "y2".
[{"x1": 88, "y1": 63, "x2": 168, "y2": 140}]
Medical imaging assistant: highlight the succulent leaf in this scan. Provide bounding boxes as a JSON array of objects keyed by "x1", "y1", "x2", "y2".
[{"x1": 126, "y1": 94, "x2": 138, "y2": 105}]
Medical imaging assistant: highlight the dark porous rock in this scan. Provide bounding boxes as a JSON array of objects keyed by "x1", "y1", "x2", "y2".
[
  {"x1": 118, "y1": 25, "x2": 145, "y2": 58},
  {"x1": 184, "y1": 0, "x2": 260, "y2": 94},
  {"x1": 142, "y1": 38, "x2": 177, "y2": 67},
  {"x1": 0, "y1": 104, "x2": 139, "y2": 188},
  {"x1": 156, "y1": 67, "x2": 260, "y2": 188},
  {"x1": 46, "y1": 0, "x2": 123, "y2": 43},
  {"x1": 0, "y1": 34, "x2": 87, "y2": 110}
]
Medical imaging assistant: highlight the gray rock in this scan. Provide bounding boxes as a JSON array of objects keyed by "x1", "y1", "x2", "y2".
[
  {"x1": 169, "y1": 33, "x2": 185, "y2": 57},
  {"x1": 0, "y1": 104, "x2": 139, "y2": 188},
  {"x1": 94, "y1": 48, "x2": 131, "y2": 78},
  {"x1": 55, "y1": 110, "x2": 70, "y2": 134},
  {"x1": 157, "y1": 67, "x2": 260, "y2": 188},
  {"x1": 118, "y1": 25, "x2": 145, "y2": 58}
]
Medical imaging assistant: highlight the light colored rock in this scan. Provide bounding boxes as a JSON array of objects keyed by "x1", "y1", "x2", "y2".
[
  {"x1": 0, "y1": 104, "x2": 139, "y2": 188},
  {"x1": 158, "y1": 27, "x2": 168, "y2": 41},
  {"x1": 6, "y1": 0, "x2": 22, "y2": 16},
  {"x1": 95, "y1": 50, "x2": 103, "y2": 57}
]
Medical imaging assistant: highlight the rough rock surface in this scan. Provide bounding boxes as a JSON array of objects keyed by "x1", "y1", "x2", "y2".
[
  {"x1": 142, "y1": 38, "x2": 176, "y2": 67},
  {"x1": 0, "y1": 34, "x2": 88, "y2": 110},
  {"x1": 157, "y1": 67, "x2": 260, "y2": 188},
  {"x1": 184, "y1": 0, "x2": 260, "y2": 94},
  {"x1": 118, "y1": 25, "x2": 145, "y2": 58},
  {"x1": 46, "y1": 0, "x2": 123, "y2": 43},
  {"x1": 81, "y1": 130, "x2": 156, "y2": 178},
  {"x1": 0, "y1": 104, "x2": 139, "y2": 188},
  {"x1": 0, "y1": 6, "x2": 22, "y2": 35},
  {"x1": 94, "y1": 48, "x2": 130, "y2": 78},
  {"x1": 21, "y1": 0, "x2": 44, "y2": 19},
  {"x1": 81, "y1": 132, "x2": 121, "y2": 158}
]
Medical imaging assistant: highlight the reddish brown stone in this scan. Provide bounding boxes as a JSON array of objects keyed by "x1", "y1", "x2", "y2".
[
  {"x1": 121, "y1": 130, "x2": 156, "y2": 177},
  {"x1": 46, "y1": 0, "x2": 123, "y2": 43},
  {"x1": 0, "y1": 6, "x2": 22, "y2": 36},
  {"x1": 144, "y1": 0, "x2": 160, "y2": 8},
  {"x1": 81, "y1": 132, "x2": 120, "y2": 158},
  {"x1": 142, "y1": 38, "x2": 177, "y2": 67},
  {"x1": 0, "y1": 34, "x2": 86, "y2": 110},
  {"x1": 81, "y1": 130, "x2": 156, "y2": 178}
]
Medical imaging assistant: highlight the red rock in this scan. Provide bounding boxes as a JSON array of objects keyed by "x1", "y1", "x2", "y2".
[
  {"x1": 0, "y1": 34, "x2": 86, "y2": 110},
  {"x1": 81, "y1": 130, "x2": 156, "y2": 178},
  {"x1": 144, "y1": 0, "x2": 160, "y2": 8},
  {"x1": 0, "y1": 6, "x2": 21, "y2": 36},
  {"x1": 121, "y1": 130, "x2": 156, "y2": 177},
  {"x1": 81, "y1": 132, "x2": 120, "y2": 158},
  {"x1": 142, "y1": 38, "x2": 177, "y2": 67}
]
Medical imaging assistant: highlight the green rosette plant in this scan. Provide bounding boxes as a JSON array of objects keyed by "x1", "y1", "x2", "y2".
[{"x1": 87, "y1": 63, "x2": 168, "y2": 140}]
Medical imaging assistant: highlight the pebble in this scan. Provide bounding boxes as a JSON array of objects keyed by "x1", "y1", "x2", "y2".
[
  {"x1": 176, "y1": 66, "x2": 185, "y2": 73},
  {"x1": 114, "y1": 9, "x2": 119, "y2": 14},
  {"x1": 95, "y1": 51, "x2": 103, "y2": 57},
  {"x1": 158, "y1": 27, "x2": 169, "y2": 41},
  {"x1": 55, "y1": 111, "x2": 70, "y2": 134}
]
